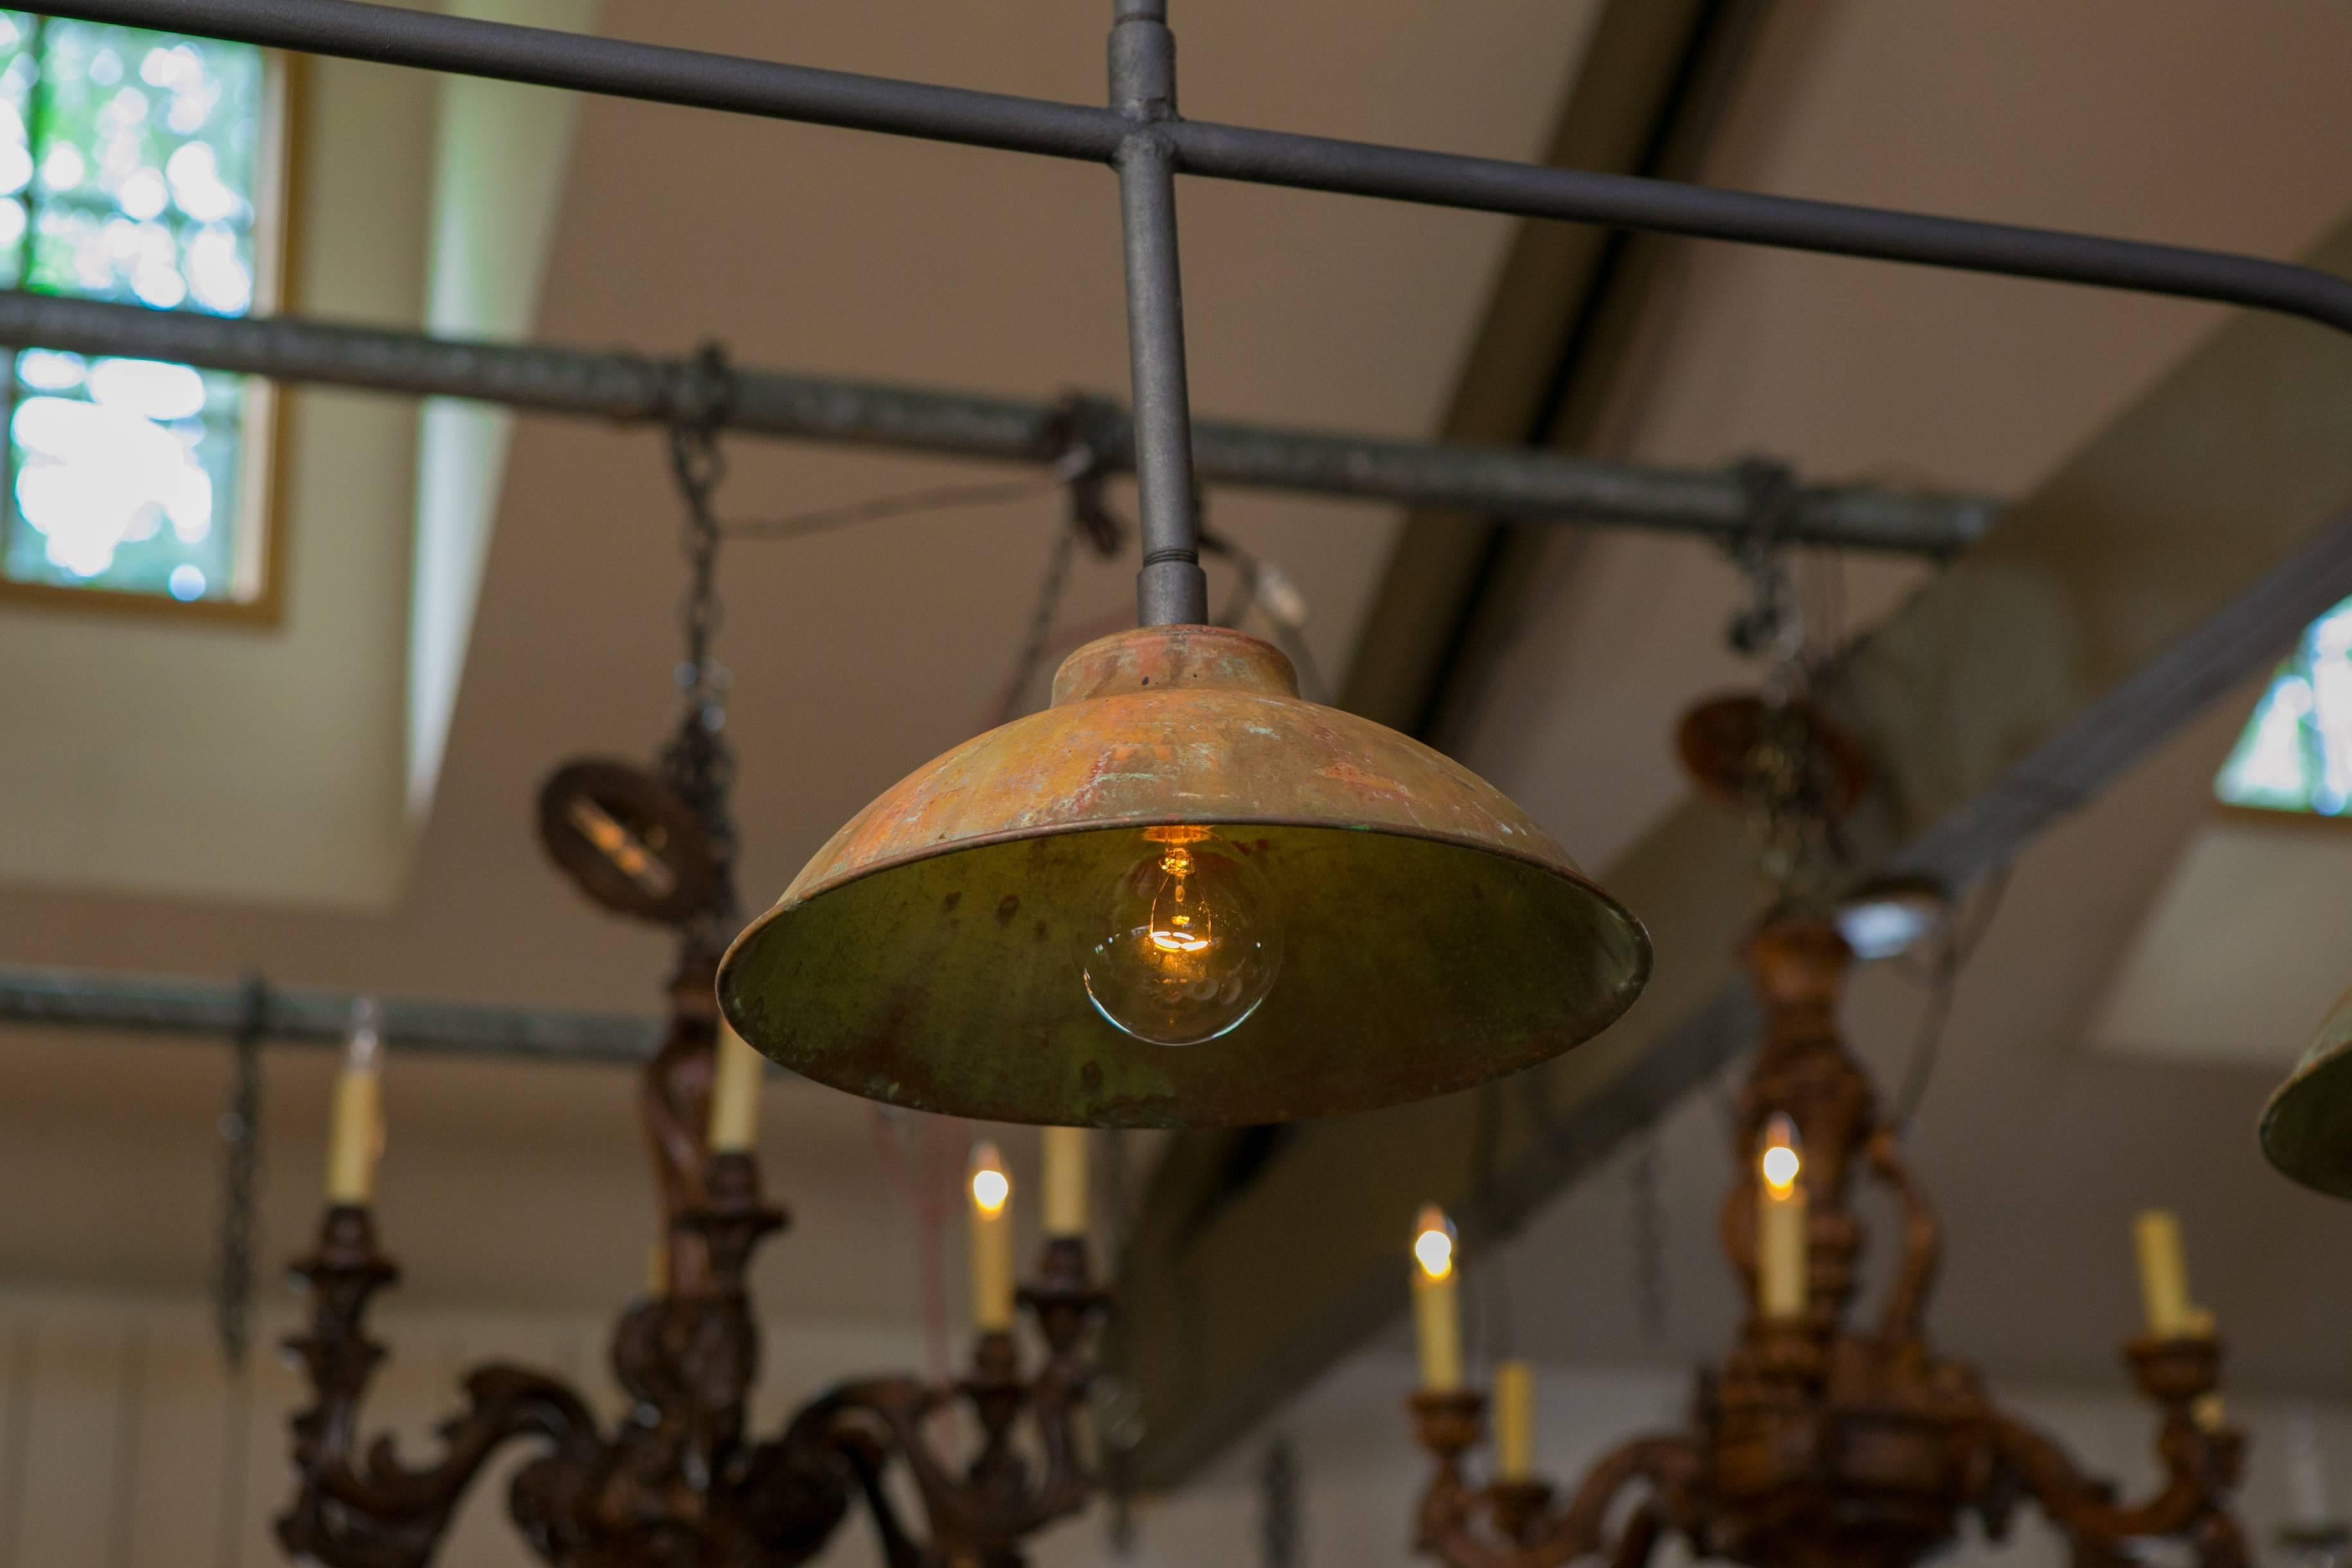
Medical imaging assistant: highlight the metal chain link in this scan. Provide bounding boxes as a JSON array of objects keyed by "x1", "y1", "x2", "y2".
[
  {"x1": 660, "y1": 343, "x2": 742, "y2": 940},
  {"x1": 1725, "y1": 458, "x2": 1846, "y2": 902},
  {"x1": 211, "y1": 974, "x2": 267, "y2": 1371}
]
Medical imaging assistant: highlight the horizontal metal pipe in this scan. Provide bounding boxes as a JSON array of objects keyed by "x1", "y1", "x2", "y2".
[
  {"x1": 0, "y1": 965, "x2": 660, "y2": 1065},
  {"x1": 0, "y1": 292, "x2": 1994, "y2": 553},
  {"x1": 30, "y1": 0, "x2": 2352, "y2": 339}
]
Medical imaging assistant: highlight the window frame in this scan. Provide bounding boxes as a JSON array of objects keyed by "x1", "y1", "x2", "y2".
[{"x1": 0, "y1": 32, "x2": 299, "y2": 626}]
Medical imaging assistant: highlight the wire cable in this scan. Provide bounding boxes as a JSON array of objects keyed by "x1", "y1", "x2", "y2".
[
  {"x1": 1891, "y1": 864, "x2": 2013, "y2": 1132},
  {"x1": 721, "y1": 474, "x2": 1062, "y2": 541}
]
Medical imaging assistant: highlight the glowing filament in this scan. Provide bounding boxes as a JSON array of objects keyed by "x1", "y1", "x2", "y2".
[{"x1": 1146, "y1": 847, "x2": 1213, "y2": 954}]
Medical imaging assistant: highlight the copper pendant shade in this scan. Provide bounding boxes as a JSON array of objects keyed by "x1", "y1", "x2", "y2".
[
  {"x1": 2259, "y1": 984, "x2": 2352, "y2": 1197},
  {"x1": 718, "y1": 625, "x2": 1650, "y2": 1128}
]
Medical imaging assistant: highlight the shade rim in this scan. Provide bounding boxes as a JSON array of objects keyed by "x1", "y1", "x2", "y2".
[
  {"x1": 718, "y1": 818, "x2": 1654, "y2": 1127},
  {"x1": 726, "y1": 810, "x2": 1649, "y2": 979}
]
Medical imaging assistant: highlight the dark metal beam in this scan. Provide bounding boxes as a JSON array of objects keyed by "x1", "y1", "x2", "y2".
[
  {"x1": 0, "y1": 291, "x2": 1992, "y2": 553},
  {"x1": 0, "y1": 964, "x2": 659, "y2": 1064},
  {"x1": 1110, "y1": 211, "x2": 2352, "y2": 1490},
  {"x1": 30, "y1": 0, "x2": 2352, "y2": 337}
]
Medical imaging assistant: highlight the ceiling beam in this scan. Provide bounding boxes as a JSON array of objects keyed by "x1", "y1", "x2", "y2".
[
  {"x1": 0, "y1": 290, "x2": 1988, "y2": 555},
  {"x1": 1109, "y1": 212, "x2": 2352, "y2": 1490},
  {"x1": 0, "y1": 964, "x2": 659, "y2": 1064},
  {"x1": 1340, "y1": 0, "x2": 1784, "y2": 736}
]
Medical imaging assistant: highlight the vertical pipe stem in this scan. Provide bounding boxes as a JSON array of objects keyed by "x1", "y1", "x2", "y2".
[{"x1": 1110, "y1": 1, "x2": 1207, "y2": 626}]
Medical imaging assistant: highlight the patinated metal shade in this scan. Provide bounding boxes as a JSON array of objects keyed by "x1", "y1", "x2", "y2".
[
  {"x1": 2259, "y1": 984, "x2": 2352, "y2": 1197},
  {"x1": 718, "y1": 625, "x2": 1650, "y2": 1127}
]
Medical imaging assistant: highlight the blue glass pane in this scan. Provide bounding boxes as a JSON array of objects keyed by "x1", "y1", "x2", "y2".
[
  {"x1": 2214, "y1": 597, "x2": 2352, "y2": 817},
  {"x1": 0, "y1": 17, "x2": 268, "y2": 601}
]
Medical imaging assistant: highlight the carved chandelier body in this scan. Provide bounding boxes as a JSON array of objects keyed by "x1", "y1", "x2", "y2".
[
  {"x1": 1411, "y1": 911, "x2": 2245, "y2": 1568},
  {"x1": 276, "y1": 942, "x2": 1109, "y2": 1568}
]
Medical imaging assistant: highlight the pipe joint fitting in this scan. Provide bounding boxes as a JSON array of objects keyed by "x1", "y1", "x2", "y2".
[{"x1": 1108, "y1": 12, "x2": 1177, "y2": 123}]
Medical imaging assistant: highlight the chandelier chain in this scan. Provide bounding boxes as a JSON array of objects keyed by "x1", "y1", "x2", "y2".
[
  {"x1": 662, "y1": 343, "x2": 741, "y2": 934},
  {"x1": 211, "y1": 973, "x2": 267, "y2": 1371}
]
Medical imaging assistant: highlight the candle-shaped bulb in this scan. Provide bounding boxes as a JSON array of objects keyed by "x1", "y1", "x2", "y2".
[
  {"x1": 1760, "y1": 1112, "x2": 1801, "y2": 1194},
  {"x1": 325, "y1": 997, "x2": 386, "y2": 1205},
  {"x1": 968, "y1": 1140, "x2": 1015, "y2": 1332},
  {"x1": 1495, "y1": 1360, "x2": 1536, "y2": 1480},
  {"x1": 707, "y1": 1022, "x2": 765, "y2": 1154},
  {"x1": 2133, "y1": 1209, "x2": 2191, "y2": 1337},
  {"x1": 1042, "y1": 1125, "x2": 1090, "y2": 1237},
  {"x1": 1756, "y1": 1113, "x2": 1808, "y2": 1321},
  {"x1": 346, "y1": 995, "x2": 383, "y2": 1071},
  {"x1": 1410, "y1": 1204, "x2": 1463, "y2": 1391}
]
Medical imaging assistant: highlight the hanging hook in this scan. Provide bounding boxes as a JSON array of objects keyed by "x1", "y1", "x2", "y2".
[
  {"x1": 1042, "y1": 394, "x2": 1126, "y2": 560},
  {"x1": 1724, "y1": 457, "x2": 1804, "y2": 692}
]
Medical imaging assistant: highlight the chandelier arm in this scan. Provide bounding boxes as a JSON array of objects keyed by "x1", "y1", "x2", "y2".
[
  {"x1": 802, "y1": 1240, "x2": 1108, "y2": 1562},
  {"x1": 1986, "y1": 1407, "x2": 2236, "y2": 1548},
  {"x1": 1408, "y1": 1395, "x2": 1698, "y2": 1568},
  {"x1": 831, "y1": 1425, "x2": 927, "y2": 1568},
  {"x1": 341, "y1": 1367, "x2": 602, "y2": 1513},
  {"x1": 1601, "y1": 1502, "x2": 1668, "y2": 1568},
  {"x1": 1862, "y1": 1127, "x2": 1941, "y2": 1345},
  {"x1": 275, "y1": 1206, "x2": 605, "y2": 1568},
  {"x1": 815, "y1": 1376, "x2": 993, "y2": 1543},
  {"x1": 767, "y1": 1389, "x2": 930, "y2": 1568},
  {"x1": 1529, "y1": 1435, "x2": 1702, "y2": 1567}
]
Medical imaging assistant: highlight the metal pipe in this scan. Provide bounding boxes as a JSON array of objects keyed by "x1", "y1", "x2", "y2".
[
  {"x1": 1110, "y1": 1, "x2": 1208, "y2": 625},
  {"x1": 0, "y1": 291, "x2": 1996, "y2": 553},
  {"x1": 0, "y1": 964, "x2": 659, "y2": 1065},
  {"x1": 33, "y1": 0, "x2": 2352, "y2": 339}
]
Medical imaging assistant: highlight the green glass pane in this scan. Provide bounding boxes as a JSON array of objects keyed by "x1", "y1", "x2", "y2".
[
  {"x1": 2214, "y1": 597, "x2": 2352, "y2": 817},
  {"x1": 1, "y1": 350, "x2": 244, "y2": 599},
  {"x1": 0, "y1": 18, "x2": 267, "y2": 600}
]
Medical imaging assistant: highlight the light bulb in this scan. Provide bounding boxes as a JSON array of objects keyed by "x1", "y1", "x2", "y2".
[
  {"x1": 1078, "y1": 827, "x2": 1283, "y2": 1046},
  {"x1": 345, "y1": 995, "x2": 383, "y2": 1073},
  {"x1": 1413, "y1": 1206, "x2": 1456, "y2": 1281},
  {"x1": 1759, "y1": 1112, "x2": 1802, "y2": 1195},
  {"x1": 969, "y1": 1141, "x2": 1010, "y2": 1215}
]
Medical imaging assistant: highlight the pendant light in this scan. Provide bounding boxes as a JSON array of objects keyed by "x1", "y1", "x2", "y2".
[
  {"x1": 715, "y1": 2, "x2": 1648, "y2": 1127},
  {"x1": 2260, "y1": 986, "x2": 2352, "y2": 1197},
  {"x1": 718, "y1": 624, "x2": 1648, "y2": 1127}
]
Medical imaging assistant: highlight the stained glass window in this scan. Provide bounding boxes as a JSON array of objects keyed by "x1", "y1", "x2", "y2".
[
  {"x1": 2214, "y1": 596, "x2": 2352, "y2": 818},
  {"x1": 0, "y1": 14, "x2": 283, "y2": 607}
]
